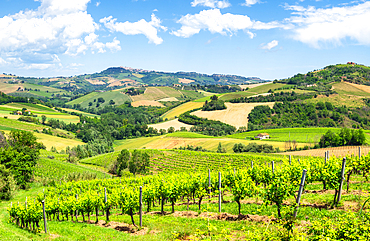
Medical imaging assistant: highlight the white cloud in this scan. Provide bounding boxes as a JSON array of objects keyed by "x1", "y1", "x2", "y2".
[
  {"x1": 96, "y1": 1, "x2": 100, "y2": 7},
  {"x1": 191, "y1": 0, "x2": 231, "y2": 9},
  {"x1": 100, "y1": 14, "x2": 166, "y2": 45},
  {"x1": 285, "y1": 2, "x2": 370, "y2": 48},
  {"x1": 26, "y1": 63, "x2": 55, "y2": 70},
  {"x1": 242, "y1": 0, "x2": 260, "y2": 7},
  {"x1": 261, "y1": 40, "x2": 278, "y2": 50},
  {"x1": 0, "y1": 57, "x2": 7, "y2": 65},
  {"x1": 0, "y1": 0, "x2": 119, "y2": 69},
  {"x1": 172, "y1": 9, "x2": 282, "y2": 38},
  {"x1": 106, "y1": 38, "x2": 121, "y2": 52}
]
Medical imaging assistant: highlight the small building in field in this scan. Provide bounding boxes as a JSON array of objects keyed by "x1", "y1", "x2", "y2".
[{"x1": 255, "y1": 133, "x2": 270, "y2": 140}]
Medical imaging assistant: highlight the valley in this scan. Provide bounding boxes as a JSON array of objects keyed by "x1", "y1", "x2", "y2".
[{"x1": 1, "y1": 63, "x2": 370, "y2": 240}]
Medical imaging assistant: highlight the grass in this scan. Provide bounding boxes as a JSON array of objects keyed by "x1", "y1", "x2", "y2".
[
  {"x1": 193, "y1": 94, "x2": 222, "y2": 102},
  {"x1": 161, "y1": 101, "x2": 204, "y2": 120},
  {"x1": 67, "y1": 91, "x2": 131, "y2": 109},
  {"x1": 35, "y1": 150, "x2": 109, "y2": 183},
  {"x1": 219, "y1": 83, "x2": 289, "y2": 101},
  {"x1": 305, "y1": 93, "x2": 366, "y2": 108},
  {"x1": 227, "y1": 127, "x2": 349, "y2": 144}
]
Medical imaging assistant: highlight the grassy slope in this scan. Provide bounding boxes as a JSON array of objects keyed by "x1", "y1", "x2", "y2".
[
  {"x1": 228, "y1": 127, "x2": 361, "y2": 144},
  {"x1": 35, "y1": 150, "x2": 109, "y2": 182},
  {"x1": 67, "y1": 91, "x2": 131, "y2": 108},
  {"x1": 305, "y1": 82, "x2": 370, "y2": 108},
  {"x1": 219, "y1": 83, "x2": 289, "y2": 101}
]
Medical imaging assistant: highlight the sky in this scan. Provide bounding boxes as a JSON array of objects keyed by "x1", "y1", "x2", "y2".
[{"x1": 0, "y1": 0, "x2": 369, "y2": 80}]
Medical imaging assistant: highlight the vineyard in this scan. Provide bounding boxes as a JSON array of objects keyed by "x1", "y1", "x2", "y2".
[
  {"x1": 8, "y1": 151, "x2": 370, "y2": 240},
  {"x1": 80, "y1": 149, "x2": 290, "y2": 173}
]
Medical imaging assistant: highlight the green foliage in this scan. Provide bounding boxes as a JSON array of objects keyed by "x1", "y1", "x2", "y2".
[
  {"x1": 233, "y1": 143, "x2": 276, "y2": 153},
  {"x1": 319, "y1": 128, "x2": 366, "y2": 147},
  {"x1": 178, "y1": 109, "x2": 236, "y2": 136},
  {"x1": 230, "y1": 91, "x2": 315, "y2": 103},
  {"x1": 202, "y1": 96, "x2": 226, "y2": 111}
]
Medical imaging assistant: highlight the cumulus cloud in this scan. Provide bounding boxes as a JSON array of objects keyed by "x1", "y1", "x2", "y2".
[
  {"x1": 172, "y1": 9, "x2": 282, "y2": 38},
  {"x1": 100, "y1": 14, "x2": 167, "y2": 45},
  {"x1": 285, "y1": 2, "x2": 370, "y2": 48},
  {"x1": 191, "y1": 0, "x2": 231, "y2": 9},
  {"x1": 242, "y1": 0, "x2": 260, "y2": 7},
  {"x1": 0, "y1": 0, "x2": 120, "y2": 69},
  {"x1": 261, "y1": 40, "x2": 278, "y2": 50}
]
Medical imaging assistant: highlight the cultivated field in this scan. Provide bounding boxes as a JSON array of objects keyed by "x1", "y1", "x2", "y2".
[
  {"x1": 161, "y1": 101, "x2": 204, "y2": 120},
  {"x1": 192, "y1": 102, "x2": 275, "y2": 129},
  {"x1": 0, "y1": 103, "x2": 80, "y2": 124},
  {"x1": 131, "y1": 100, "x2": 164, "y2": 107},
  {"x1": 114, "y1": 133, "x2": 309, "y2": 152},
  {"x1": 282, "y1": 145, "x2": 370, "y2": 158},
  {"x1": 148, "y1": 119, "x2": 193, "y2": 131},
  {"x1": 34, "y1": 133, "x2": 84, "y2": 151},
  {"x1": 131, "y1": 87, "x2": 183, "y2": 102}
]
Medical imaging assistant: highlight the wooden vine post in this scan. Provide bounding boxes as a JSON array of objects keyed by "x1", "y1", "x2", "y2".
[
  {"x1": 337, "y1": 157, "x2": 346, "y2": 206},
  {"x1": 294, "y1": 169, "x2": 307, "y2": 218},
  {"x1": 42, "y1": 200, "x2": 47, "y2": 234},
  {"x1": 104, "y1": 187, "x2": 109, "y2": 222},
  {"x1": 139, "y1": 186, "x2": 143, "y2": 227},
  {"x1": 218, "y1": 172, "x2": 221, "y2": 213}
]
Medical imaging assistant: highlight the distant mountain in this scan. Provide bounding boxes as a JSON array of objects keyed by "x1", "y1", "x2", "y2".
[{"x1": 1, "y1": 67, "x2": 267, "y2": 94}]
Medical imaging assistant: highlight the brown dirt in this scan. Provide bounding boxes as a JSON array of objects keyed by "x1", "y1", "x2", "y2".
[
  {"x1": 90, "y1": 220, "x2": 149, "y2": 235},
  {"x1": 172, "y1": 211, "x2": 199, "y2": 218},
  {"x1": 147, "y1": 210, "x2": 274, "y2": 223}
]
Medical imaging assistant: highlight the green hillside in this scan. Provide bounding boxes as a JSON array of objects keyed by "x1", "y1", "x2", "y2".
[{"x1": 67, "y1": 90, "x2": 131, "y2": 108}]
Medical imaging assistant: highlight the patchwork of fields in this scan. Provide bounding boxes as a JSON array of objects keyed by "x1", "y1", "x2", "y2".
[{"x1": 192, "y1": 102, "x2": 275, "y2": 129}]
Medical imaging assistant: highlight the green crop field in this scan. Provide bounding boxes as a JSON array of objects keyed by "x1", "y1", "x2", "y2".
[
  {"x1": 193, "y1": 94, "x2": 222, "y2": 102},
  {"x1": 67, "y1": 91, "x2": 131, "y2": 108},
  {"x1": 0, "y1": 103, "x2": 80, "y2": 123},
  {"x1": 178, "y1": 90, "x2": 205, "y2": 100},
  {"x1": 228, "y1": 127, "x2": 370, "y2": 144}
]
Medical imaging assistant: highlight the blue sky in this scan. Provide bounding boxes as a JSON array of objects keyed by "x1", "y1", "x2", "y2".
[{"x1": 0, "y1": 0, "x2": 369, "y2": 80}]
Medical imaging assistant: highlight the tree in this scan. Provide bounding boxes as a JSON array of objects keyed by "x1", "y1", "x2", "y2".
[
  {"x1": 167, "y1": 127, "x2": 175, "y2": 133},
  {"x1": 109, "y1": 100, "x2": 115, "y2": 105},
  {"x1": 210, "y1": 95, "x2": 218, "y2": 101},
  {"x1": 0, "y1": 130, "x2": 43, "y2": 189},
  {"x1": 41, "y1": 115, "x2": 47, "y2": 124},
  {"x1": 217, "y1": 142, "x2": 226, "y2": 153}
]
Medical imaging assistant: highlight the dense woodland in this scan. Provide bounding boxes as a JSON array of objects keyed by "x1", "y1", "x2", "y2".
[{"x1": 248, "y1": 101, "x2": 370, "y2": 131}]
